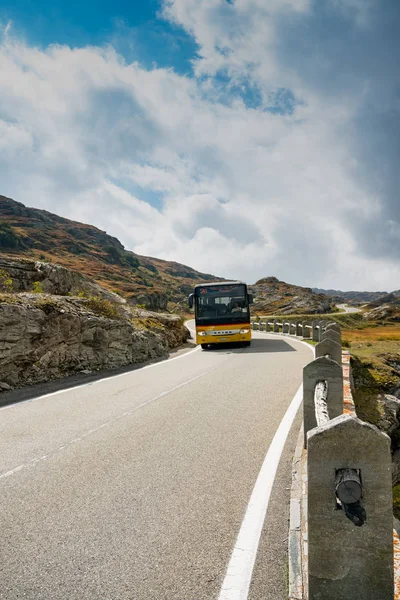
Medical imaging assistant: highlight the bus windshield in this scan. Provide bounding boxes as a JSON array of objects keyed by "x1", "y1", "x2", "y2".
[{"x1": 195, "y1": 284, "x2": 250, "y2": 323}]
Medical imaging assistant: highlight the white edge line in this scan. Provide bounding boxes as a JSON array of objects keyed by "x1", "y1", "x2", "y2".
[
  {"x1": 218, "y1": 383, "x2": 305, "y2": 600},
  {"x1": 217, "y1": 331, "x2": 314, "y2": 600},
  {"x1": 0, "y1": 343, "x2": 200, "y2": 411}
]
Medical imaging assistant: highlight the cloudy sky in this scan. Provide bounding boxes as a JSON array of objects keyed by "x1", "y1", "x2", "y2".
[{"x1": 0, "y1": 0, "x2": 399, "y2": 291}]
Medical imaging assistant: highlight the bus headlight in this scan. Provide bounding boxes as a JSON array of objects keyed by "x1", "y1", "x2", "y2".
[
  {"x1": 240, "y1": 328, "x2": 250, "y2": 334},
  {"x1": 198, "y1": 331, "x2": 207, "y2": 336}
]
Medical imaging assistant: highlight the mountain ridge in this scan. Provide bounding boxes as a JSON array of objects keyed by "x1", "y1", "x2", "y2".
[{"x1": 0, "y1": 195, "x2": 221, "y2": 310}]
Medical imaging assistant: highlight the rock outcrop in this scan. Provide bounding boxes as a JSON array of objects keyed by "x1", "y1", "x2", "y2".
[
  {"x1": 0, "y1": 256, "x2": 123, "y2": 303},
  {"x1": 0, "y1": 293, "x2": 189, "y2": 390},
  {"x1": 250, "y1": 276, "x2": 334, "y2": 315}
]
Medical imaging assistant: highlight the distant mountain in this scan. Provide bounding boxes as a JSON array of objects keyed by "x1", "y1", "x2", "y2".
[
  {"x1": 0, "y1": 195, "x2": 221, "y2": 311},
  {"x1": 312, "y1": 287, "x2": 393, "y2": 304},
  {"x1": 251, "y1": 277, "x2": 335, "y2": 315}
]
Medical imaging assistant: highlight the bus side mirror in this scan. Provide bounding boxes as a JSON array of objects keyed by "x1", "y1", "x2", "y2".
[
  {"x1": 248, "y1": 294, "x2": 253, "y2": 304},
  {"x1": 188, "y1": 293, "x2": 194, "y2": 309}
]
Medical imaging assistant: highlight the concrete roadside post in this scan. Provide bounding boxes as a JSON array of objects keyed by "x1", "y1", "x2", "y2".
[
  {"x1": 274, "y1": 319, "x2": 280, "y2": 333},
  {"x1": 325, "y1": 322, "x2": 341, "y2": 334},
  {"x1": 319, "y1": 320, "x2": 326, "y2": 340},
  {"x1": 265, "y1": 320, "x2": 271, "y2": 332},
  {"x1": 321, "y1": 329, "x2": 341, "y2": 346},
  {"x1": 296, "y1": 321, "x2": 303, "y2": 337},
  {"x1": 259, "y1": 321, "x2": 265, "y2": 332},
  {"x1": 303, "y1": 323, "x2": 311, "y2": 339},
  {"x1": 283, "y1": 321, "x2": 290, "y2": 334},
  {"x1": 315, "y1": 338, "x2": 342, "y2": 366},
  {"x1": 312, "y1": 320, "x2": 319, "y2": 342},
  {"x1": 303, "y1": 356, "x2": 343, "y2": 447},
  {"x1": 307, "y1": 414, "x2": 394, "y2": 600}
]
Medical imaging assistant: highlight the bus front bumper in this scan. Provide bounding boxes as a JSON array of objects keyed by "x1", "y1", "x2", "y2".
[{"x1": 196, "y1": 326, "x2": 251, "y2": 345}]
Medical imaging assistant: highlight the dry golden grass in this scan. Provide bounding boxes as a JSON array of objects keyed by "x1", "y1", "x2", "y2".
[{"x1": 343, "y1": 325, "x2": 400, "y2": 343}]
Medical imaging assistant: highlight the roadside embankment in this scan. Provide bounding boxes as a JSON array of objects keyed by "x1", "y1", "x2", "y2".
[{"x1": 0, "y1": 292, "x2": 189, "y2": 392}]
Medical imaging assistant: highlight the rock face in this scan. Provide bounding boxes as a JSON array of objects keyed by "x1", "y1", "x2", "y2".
[
  {"x1": 127, "y1": 291, "x2": 168, "y2": 311},
  {"x1": 0, "y1": 293, "x2": 189, "y2": 391},
  {"x1": 0, "y1": 256, "x2": 124, "y2": 303},
  {"x1": 370, "y1": 394, "x2": 400, "y2": 485}
]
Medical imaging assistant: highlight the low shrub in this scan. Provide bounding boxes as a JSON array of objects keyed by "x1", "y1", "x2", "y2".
[
  {"x1": 32, "y1": 281, "x2": 45, "y2": 293},
  {"x1": 0, "y1": 269, "x2": 13, "y2": 292},
  {"x1": 84, "y1": 296, "x2": 120, "y2": 319}
]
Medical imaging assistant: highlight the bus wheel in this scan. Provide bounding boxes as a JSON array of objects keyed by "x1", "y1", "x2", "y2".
[{"x1": 201, "y1": 344, "x2": 209, "y2": 350}]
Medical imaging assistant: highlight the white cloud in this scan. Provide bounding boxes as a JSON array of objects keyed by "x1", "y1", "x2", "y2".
[{"x1": 0, "y1": 1, "x2": 399, "y2": 291}]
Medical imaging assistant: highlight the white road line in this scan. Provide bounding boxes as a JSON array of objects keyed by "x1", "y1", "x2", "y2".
[
  {"x1": 218, "y1": 383, "x2": 305, "y2": 600},
  {"x1": 0, "y1": 465, "x2": 24, "y2": 480},
  {"x1": 0, "y1": 344, "x2": 200, "y2": 412},
  {"x1": 0, "y1": 365, "x2": 217, "y2": 481}
]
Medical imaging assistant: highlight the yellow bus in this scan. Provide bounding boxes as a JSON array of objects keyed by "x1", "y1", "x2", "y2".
[{"x1": 188, "y1": 281, "x2": 253, "y2": 349}]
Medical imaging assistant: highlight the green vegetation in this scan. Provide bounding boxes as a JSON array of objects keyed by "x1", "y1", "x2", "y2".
[
  {"x1": 32, "y1": 281, "x2": 44, "y2": 293},
  {"x1": 145, "y1": 263, "x2": 158, "y2": 274},
  {"x1": 34, "y1": 298, "x2": 61, "y2": 314},
  {"x1": 393, "y1": 485, "x2": 400, "y2": 521},
  {"x1": 105, "y1": 245, "x2": 123, "y2": 264},
  {"x1": 0, "y1": 269, "x2": 12, "y2": 292},
  {"x1": 0, "y1": 223, "x2": 21, "y2": 249},
  {"x1": 84, "y1": 296, "x2": 121, "y2": 319},
  {"x1": 124, "y1": 253, "x2": 140, "y2": 269}
]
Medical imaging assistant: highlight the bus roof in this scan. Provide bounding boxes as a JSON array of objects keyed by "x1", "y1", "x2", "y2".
[{"x1": 193, "y1": 281, "x2": 246, "y2": 289}]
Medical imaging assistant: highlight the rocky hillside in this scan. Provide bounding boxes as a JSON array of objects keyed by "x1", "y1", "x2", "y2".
[
  {"x1": 0, "y1": 258, "x2": 190, "y2": 392},
  {"x1": 0, "y1": 195, "x2": 221, "y2": 311},
  {"x1": 363, "y1": 293, "x2": 400, "y2": 322},
  {"x1": 250, "y1": 276, "x2": 334, "y2": 315},
  {"x1": 312, "y1": 287, "x2": 395, "y2": 304}
]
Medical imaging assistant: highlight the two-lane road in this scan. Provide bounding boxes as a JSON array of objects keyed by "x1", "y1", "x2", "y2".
[{"x1": 1, "y1": 327, "x2": 312, "y2": 600}]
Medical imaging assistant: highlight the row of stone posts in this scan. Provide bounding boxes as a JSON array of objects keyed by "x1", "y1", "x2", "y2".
[
  {"x1": 253, "y1": 318, "x2": 328, "y2": 342},
  {"x1": 253, "y1": 319, "x2": 395, "y2": 598},
  {"x1": 303, "y1": 324, "x2": 394, "y2": 599}
]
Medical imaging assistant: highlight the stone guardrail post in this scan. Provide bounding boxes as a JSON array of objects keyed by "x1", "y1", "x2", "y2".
[
  {"x1": 303, "y1": 323, "x2": 311, "y2": 339},
  {"x1": 321, "y1": 328, "x2": 341, "y2": 346},
  {"x1": 319, "y1": 320, "x2": 326, "y2": 338},
  {"x1": 265, "y1": 321, "x2": 271, "y2": 332},
  {"x1": 259, "y1": 321, "x2": 265, "y2": 332},
  {"x1": 296, "y1": 321, "x2": 303, "y2": 336},
  {"x1": 283, "y1": 320, "x2": 290, "y2": 334},
  {"x1": 303, "y1": 356, "x2": 343, "y2": 447},
  {"x1": 326, "y1": 322, "x2": 341, "y2": 334},
  {"x1": 312, "y1": 320, "x2": 319, "y2": 342},
  {"x1": 273, "y1": 320, "x2": 280, "y2": 333},
  {"x1": 315, "y1": 337, "x2": 342, "y2": 366},
  {"x1": 307, "y1": 414, "x2": 393, "y2": 600}
]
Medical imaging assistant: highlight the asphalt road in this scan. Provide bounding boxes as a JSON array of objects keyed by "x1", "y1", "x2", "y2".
[
  {"x1": 1, "y1": 325, "x2": 312, "y2": 600},
  {"x1": 336, "y1": 303, "x2": 361, "y2": 313}
]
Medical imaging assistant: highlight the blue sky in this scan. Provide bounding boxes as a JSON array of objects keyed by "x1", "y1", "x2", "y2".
[
  {"x1": 0, "y1": 0, "x2": 197, "y2": 72},
  {"x1": 0, "y1": 0, "x2": 399, "y2": 290}
]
